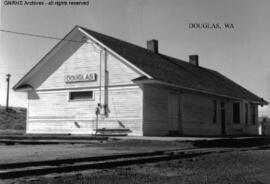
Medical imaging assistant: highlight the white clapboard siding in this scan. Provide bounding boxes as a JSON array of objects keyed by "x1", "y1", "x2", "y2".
[
  {"x1": 34, "y1": 43, "x2": 100, "y2": 89},
  {"x1": 26, "y1": 36, "x2": 144, "y2": 135},
  {"x1": 28, "y1": 87, "x2": 143, "y2": 135},
  {"x1": 181, "y1": 93, "x2": 222, "y2": 135},
  {"x1": 28, "y1": 91, "x2": 97, "y2": 119},
  {"x1": 181, "y1": 92, "x2": 259, "y2": 135},
  {"x1": 143, "y1": 85, "x2": 172, "y2": 136},
  {"x1": 107, "y1": 54, "x2": 141, "y2": 85},
  {"x1": 27, "y1": 120, "x2": 95, "y2": 134},
  {"x1": 27, "y1": 40, "x2": 142, "y2": 90},
  {"x1": 97, "y1": 87, "x2": 143, "y2": 136}
]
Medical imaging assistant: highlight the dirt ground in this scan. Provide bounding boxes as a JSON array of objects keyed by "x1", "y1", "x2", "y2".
[
  {"x1": 3, "y1": 149, "x2": 270, "y2": 184},
  {"x1": 1, "y1": 138, "x2": 270, "y2": 184},
  {"x1": 0, "y1": 139, "x2": 194, "y2": 164}
]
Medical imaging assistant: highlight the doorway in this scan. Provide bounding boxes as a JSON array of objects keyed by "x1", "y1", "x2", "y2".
[{"x1": 168, "y1": 94, "x2": 181, "y2": 135}]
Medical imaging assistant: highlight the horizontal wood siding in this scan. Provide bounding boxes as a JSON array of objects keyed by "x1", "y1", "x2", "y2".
[
  {"x1": 28, "y1": 87, "x2": 143, "y2": 135},
  {"x1": 107, "y1": 54, "x2": 141, "y2": 85},
  {"x1": 27, "y1": 39, "x2": 142, "y2": 90},
  {"x1": 143, "y1": 85, "x2": 171, "y2": 136},
  {"x1": 182, "y1": 92, "x2": 259, "y2": 135},
  {"x1": 27, "y1": 120, "x2": 95, "y2": 134},
  {"x1": 26, "y1": 36, "x2": 143, "y2": 135},
  {"x1": 143, "y1": 85, "x2": 259, "y2": 136},
  {"x1": 182, "y1": 93, "x2": 221, "y2": 135},
  {"x1": 98, "y1": 87, "x2": 143, "y2": 136},
  {"x1": 182, "y1": 94, "x2": 213, "y2": 123},
  {"x1": 226, "y1": 102, "x2": 259, "y2": 135},
  {"x1": 35, "y1": 42, "x2": 101, "y2": 89}
]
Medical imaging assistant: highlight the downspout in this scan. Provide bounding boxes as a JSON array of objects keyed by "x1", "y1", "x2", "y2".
[
  {"x1": 99, "y1": 49, "x2": 103, "y2": 104},
  {"x1": 104, "y1": 48, "x2": 109, "y2": 113},
  {"x1": 96, "y1": 48, "x2": 108, "y2": 134},
  {"x1": 96, "y1": 48, "x2": 103, "y2": 134}
]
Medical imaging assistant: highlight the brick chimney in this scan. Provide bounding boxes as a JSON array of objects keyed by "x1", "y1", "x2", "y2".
[
  {"x1": 147, "y1": 39, "x2": 158, "y2": 53},
  {"x1": 189, "y1": 55, "x2": 199, "y2": 66}
]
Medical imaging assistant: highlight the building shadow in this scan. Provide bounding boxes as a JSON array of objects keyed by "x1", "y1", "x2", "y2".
[{"x1": 192, "y1": 136, "x2": 270, "y2": 148}]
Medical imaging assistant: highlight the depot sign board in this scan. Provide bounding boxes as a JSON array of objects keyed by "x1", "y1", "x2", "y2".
[{"x1": 64, "y1": 73, "x2": 97, "y2": 83}]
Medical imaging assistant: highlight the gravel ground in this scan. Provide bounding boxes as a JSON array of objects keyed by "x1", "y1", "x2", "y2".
[{"x1": 4, "y1": 149, "x2": 270, "y2": 184}]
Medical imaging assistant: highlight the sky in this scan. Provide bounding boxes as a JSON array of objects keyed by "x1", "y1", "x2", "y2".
[{"x1": 0, "y1": 0, "x2": 269, "y2": 116}]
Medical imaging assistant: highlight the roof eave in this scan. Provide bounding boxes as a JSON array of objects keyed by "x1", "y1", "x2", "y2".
[
  {"x1": 262, "y1": 99, "x2": 269, "y2": 106},
  {"x1": 14, "y1": 84, "x2": 33, "y2": 92},
  {"x1": 13, "y1": 25, "x2": 81, "y2": 91},
  {"x1": 140, "y1": 79, "x2": 265, "y2": 104}
]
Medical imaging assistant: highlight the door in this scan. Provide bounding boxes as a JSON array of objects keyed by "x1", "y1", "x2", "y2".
[
  {"x1": 221, "y1": 101, "x2": 226, "y2": 135},
  {"x1": 168, "y1": 94, "x2": 181, "y2": 134}
]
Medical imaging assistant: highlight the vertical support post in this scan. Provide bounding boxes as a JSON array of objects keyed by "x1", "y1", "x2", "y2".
[{"x1": 6, "y1": 74, "x2": 11, "y2": 112}]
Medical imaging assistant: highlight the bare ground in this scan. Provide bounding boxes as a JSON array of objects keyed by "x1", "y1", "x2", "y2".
[
  {"x1": 2, "y1": 149, "x2": 269, "y2": 184},
  {"x1": 0, "y1": 139, "x2": 193, "y2": 164},
  {"x1": 1, "y1": 138, "x2": 270, "y2": 184}
]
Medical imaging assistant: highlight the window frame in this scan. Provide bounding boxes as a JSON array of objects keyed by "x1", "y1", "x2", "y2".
[{"x1": 68, "y1": 91, "x2": 94, "y2": 101}]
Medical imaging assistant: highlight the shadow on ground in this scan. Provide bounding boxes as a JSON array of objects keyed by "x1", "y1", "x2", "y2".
[{"x1": 192, "y1": 137, "x2": 270, "y2": 148}]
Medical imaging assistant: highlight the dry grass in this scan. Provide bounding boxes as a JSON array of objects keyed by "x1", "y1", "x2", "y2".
[{"x1": 0, "y1": 106, "x2": 26, "y2": 131}]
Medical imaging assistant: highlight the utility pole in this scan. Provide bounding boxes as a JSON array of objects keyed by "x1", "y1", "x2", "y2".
[{"x1": 6, "y1": 74, "x2": 11, "y2": 112}]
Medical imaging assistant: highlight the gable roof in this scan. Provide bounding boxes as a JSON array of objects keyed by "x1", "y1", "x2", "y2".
[
  {"x1": 79, "y1": 26, "x2": 267, "y2": 105},
  {"x1": 14, "y1": 26, "x2": 268, "y2": 105}
]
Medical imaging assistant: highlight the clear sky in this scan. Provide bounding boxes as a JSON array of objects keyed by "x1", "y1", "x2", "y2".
[{"x1": 0, "y1": 0, "x2": 269, "y2": 116}]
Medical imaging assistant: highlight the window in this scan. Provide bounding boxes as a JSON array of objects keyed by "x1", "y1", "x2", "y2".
[
  {"x1": 69, "y1": 91, "x2": 93, "y2": 101},
  {"x1": 233, "y1": 102, "x2": 240, "y2": 124},
  {"x1": 220, "y1": 102, "x2": 226, "y2": 135},
  {"x1": 251, "y1": 104, "x2": 256, "y2": 125},
  {"x1": 213, "y1": 100, "x2": 217, "y2": 123},
  {"x1": 245, "y1": 103, "x2": 249, "y2": 125}
]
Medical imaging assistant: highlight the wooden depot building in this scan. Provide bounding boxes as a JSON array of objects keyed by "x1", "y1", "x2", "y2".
[{"x1": 14, "y1": 26, "x2": 268, "y2": 136}]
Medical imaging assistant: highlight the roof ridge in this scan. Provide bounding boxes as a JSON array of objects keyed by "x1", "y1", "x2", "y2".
[
  {"x1": 79, "y1": 26, "x2": 264, "y2": 103},
  {"x1": 157, "y1": 53, "x2": 202, "y2": 78},
  {"x1": 79, "y1": 26, "x2": 199, "y2": 68},
  {"x1": 79, "y1": 26, "x2": 157, "y2": 54}
]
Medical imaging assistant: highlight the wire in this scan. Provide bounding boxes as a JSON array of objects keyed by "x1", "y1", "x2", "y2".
[
  {"x1": 0, "y1": 29, "x2": 103, "y2": 53},
  {"x1": 0, "y1": 29, "x2": 84, "y2": 44},
  {"x1": 0, "y1": 29, "x2": 103, "y2": 74},
  {"x1": 0, "y1": 72, "x2": 25, "y2": 75}
]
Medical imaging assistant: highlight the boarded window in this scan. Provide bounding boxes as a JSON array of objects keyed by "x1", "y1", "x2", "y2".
[
  {"x1": 213, "y1": 100, "x2": 217, "y2": 123},
  {"x1": 69, "y1": 91, "x2": 93, "y2": 101},
  {"x1": 233, "y1": 102, "x2": 240, "y2": 124}
]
